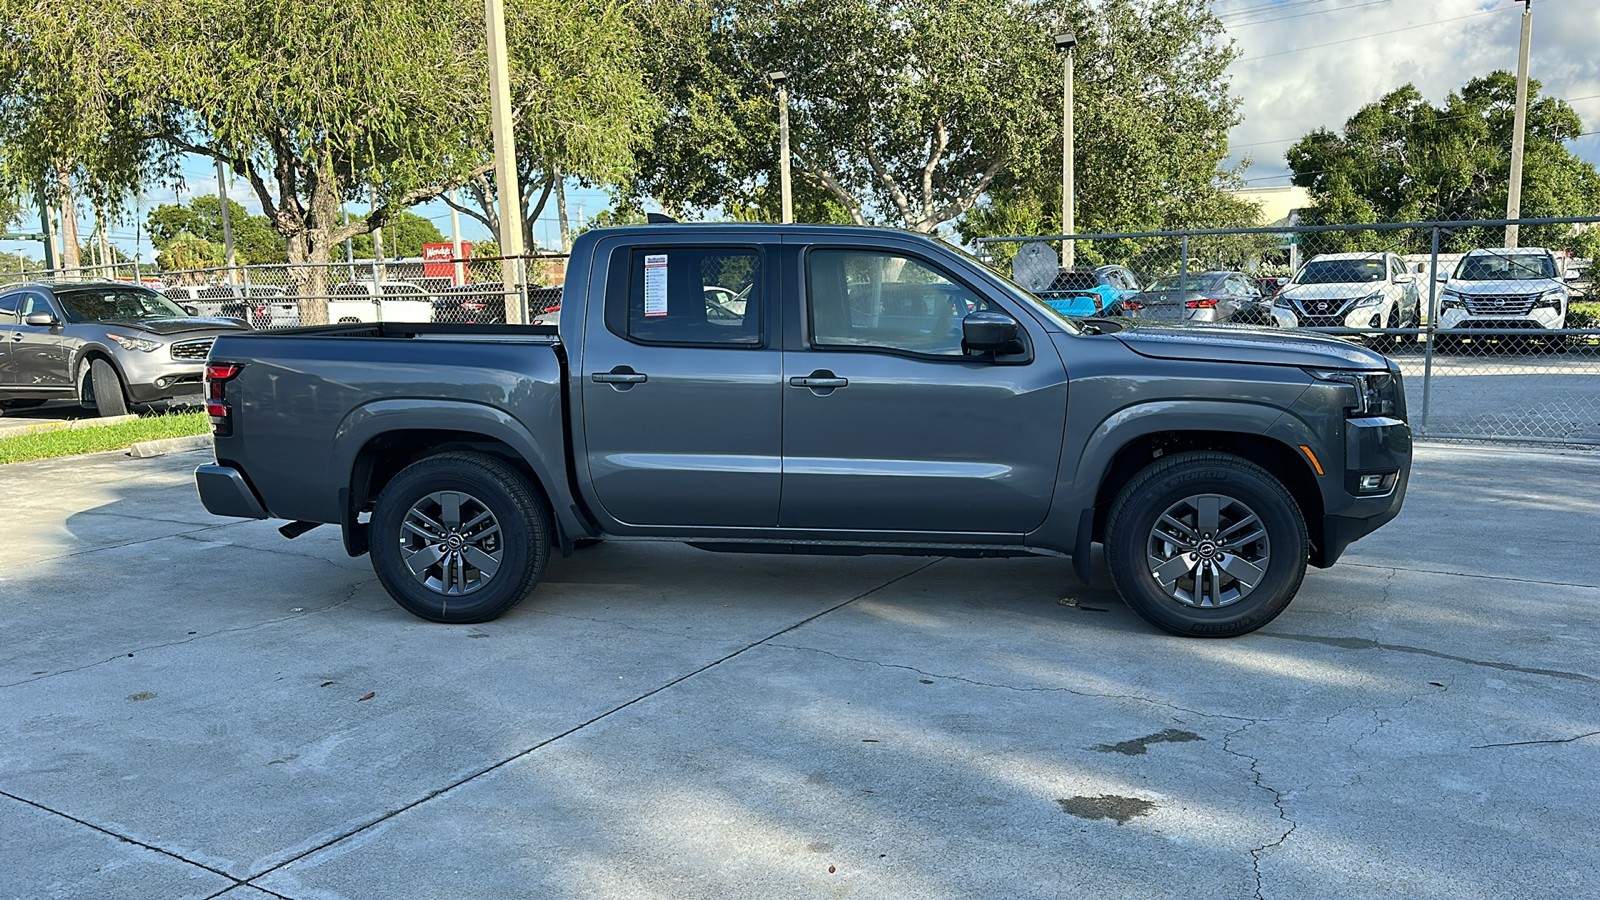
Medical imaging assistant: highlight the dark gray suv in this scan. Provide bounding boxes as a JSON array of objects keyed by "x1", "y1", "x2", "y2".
[{"x1": 0, "y1": 282, "x2": 248, "y2": 417}]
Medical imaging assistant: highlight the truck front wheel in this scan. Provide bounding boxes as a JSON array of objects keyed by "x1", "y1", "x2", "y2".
[
  {"x1": 1104, "y1": 451, "x2": 1308, "y2": 638},
  {"x1": 369, "y1": 451, "x2": 552, "y2": 623}
]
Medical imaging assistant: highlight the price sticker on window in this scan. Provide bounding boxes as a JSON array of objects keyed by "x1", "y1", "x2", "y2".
[{"x1": 644, "y1": 254, "x2": 668, "y2": 317}]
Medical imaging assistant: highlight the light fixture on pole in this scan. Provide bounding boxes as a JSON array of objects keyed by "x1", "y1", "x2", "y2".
[
  {"x1": 1053, "y1": 31, "x2": 1077, "y2": 269},
  {"x1": 770, "y1": 71, "x2": 793, "y2": 224}
]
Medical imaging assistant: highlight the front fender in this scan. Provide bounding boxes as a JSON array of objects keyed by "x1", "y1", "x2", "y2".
[{"x1": 331, "y1": 398, "x2": 586, "y2": 542}]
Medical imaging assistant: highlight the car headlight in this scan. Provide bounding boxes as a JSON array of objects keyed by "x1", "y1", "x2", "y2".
[
  {"x1": 108, "y1": 334, "x2": 160, "y2": 352},
  {"x1": 1535, "y1": 288, "x2": 1566, "y2": 310},
  {"x1": 1352, "y1": 290, "x2": 1386, "y2": 309},
  {"x1": 1305, "y1": 367, "x2": 1402, "y2": 418},
  {"x1": 1439, "y1": 289, "x2": 1465, "y2": 310},
  {"x1": 1272, "y1": 294, "x2": 1294, "y2": 309}
]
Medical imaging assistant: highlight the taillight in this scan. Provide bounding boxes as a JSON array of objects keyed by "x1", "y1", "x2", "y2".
[
  {"x1": 1121, "y1": 300, "x2": 1143, "y2": 311},
  {"x1": 205, "y1": 363, "x2": 243, "y2": 436},
  {"x1": 1186, "y1": 298, "x2": 1221, "y2": 309}
]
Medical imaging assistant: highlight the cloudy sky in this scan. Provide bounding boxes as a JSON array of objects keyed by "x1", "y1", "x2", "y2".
[{"x1": 1219, "y1": 0, "x2": 1600, "y2": 186}]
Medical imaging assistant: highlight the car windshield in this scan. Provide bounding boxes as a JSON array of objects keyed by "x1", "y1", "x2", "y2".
[
  {"x1": 56, "y1": 287, "x2": 189, "y2": 322},
  {"x1": 1295, "y1": 259, "x2": 1385, "y2": 284},
  {"x1": 1453, "y1": 253, "x2": 1556, "y2": 281},
  {"x1": 1146, "y1": 273, "x2": 1226, "y2": 292}
]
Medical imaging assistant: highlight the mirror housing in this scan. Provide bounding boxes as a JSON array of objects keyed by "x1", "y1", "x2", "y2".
[
  {"x1": 1434, "y1": 272, "x2": 1449, "y2": 282},
  {"x1": 24, "y1": 311, "x2": 58, "y2": 327},
  {"x1": 1393, "y1": 273, "x2": 1414, "y2": 285},
  {"x1": 962, "y1": 311, "x2": 1022, "y2": 355},
  {"x1": 182, "y1": 304, "x2": 201, "y2": 316},
  {"x1": 1564, "y1": 270, "x2": 1580, "y2": 282}
]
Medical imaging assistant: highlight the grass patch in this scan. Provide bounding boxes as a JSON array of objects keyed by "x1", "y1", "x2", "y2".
[{"x1": 0, "y1": 412, "x2": 210, "y2": 465}]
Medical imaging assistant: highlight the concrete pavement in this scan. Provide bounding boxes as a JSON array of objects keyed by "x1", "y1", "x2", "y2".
[{"x1": 1, "y1": 444, "x2": 1597, "y2": 899}]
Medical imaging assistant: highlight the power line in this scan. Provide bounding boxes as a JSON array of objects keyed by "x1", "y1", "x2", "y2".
[
  {"x1": 1215, "y1": 0, "x2": 1338, "y2": 23},
  {"x1": 1238, "y1": 1, "x2": 1551, "y2": 63},
  {"x1": 1225, "y1": 0, "x2": 1391, "y2": 28}
]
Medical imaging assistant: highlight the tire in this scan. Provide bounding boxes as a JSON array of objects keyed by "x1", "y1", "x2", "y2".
[
  {"x1": 369, "y1": 451, "x2": 552, "y2": 623},
  {"x1": 88, "y1": 359, "x2": 130, "y2": 417},
  {"x1": 1104, "y1": 451, "x2": 1309, "y2": 638}
]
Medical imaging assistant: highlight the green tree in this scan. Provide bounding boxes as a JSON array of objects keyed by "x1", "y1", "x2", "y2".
[
  {"x1": 630, "y1": 0, "x2": 1066, "y2": 233},
  {"x1": 146, "y1": 195, "x2": 288, "y2": 265},
  {"x1": 955, "y1": 0, "x2": 1251, "y2": 262},
  {"x1": 348, "y1": 211, "x2": 446, "y2": 259},
  {"x1": 155, "y1": 230, "x2": 225, "y2": 272},
  {"x1": 1286, "y1": 73, "x2": 1600, "y2": 256}
]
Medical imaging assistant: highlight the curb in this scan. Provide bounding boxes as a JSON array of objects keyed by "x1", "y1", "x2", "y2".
[
  {"x1": 127, "y1": 435, "x2": 213, "y2": 459},
  {"x1": 0, "y1": 414, "x2": 140, "y2": 441}
]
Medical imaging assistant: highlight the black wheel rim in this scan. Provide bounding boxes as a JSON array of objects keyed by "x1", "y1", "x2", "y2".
[
  {"x1": 399, "y1": 490, "x2": 504, "y2": 596},
  {"x1": 1146, "y1": 493, "x2": 1271, "y2": 609}
]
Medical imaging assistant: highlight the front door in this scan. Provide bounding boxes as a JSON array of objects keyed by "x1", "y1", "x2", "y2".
[
  {"x1": 6, "y1": 292, "x2": 71, "y2": 392},
  {"x1": 580, "y1": 240, "x2": 783, "y2": 528},
  {"x1": 780, "y1": 247, "x2": 1069, "y2": 534}
]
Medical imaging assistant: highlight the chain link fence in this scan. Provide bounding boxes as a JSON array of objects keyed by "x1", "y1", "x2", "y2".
[
  {"x1": 0, "y1": 254, "x2": 569, "y2": 327},
  {"x1": 979, "y1": 216, "x2": 1600, "y2": 446}
]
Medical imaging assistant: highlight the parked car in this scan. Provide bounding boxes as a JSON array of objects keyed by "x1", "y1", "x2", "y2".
[
  {"x1": 1436, "y1": 247, "x2": 1573, "y2": 350},
  {"x1": 0, "y1": 281, "x2": 248, "y2": 417},
  {"x1": 328, "y1": 281, "x2": 434, "y2": 323},
  {"x1": 1253, "y1": 277, "x2": 1288, "y2": 300},
  {"x1": 1116, "y1": 271, "x2": 1262, "y2": 325},
  {"x1": 434, "y1": 283, "x2": 509, "y2": 324},
  {"x1": 195, "y1": 223, "x2": 1411, "y2": 638},
  {"x1": 1270, "y1": 252, "x2": 1422, "y2": 348},
  {"x1": 1035, "y1": 265, "x2": 1141, "y2": 316}
]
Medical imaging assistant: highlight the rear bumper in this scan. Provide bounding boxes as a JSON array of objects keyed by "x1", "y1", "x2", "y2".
[{"x1": 195, "y1": 464, "x2": 270, "y2": 519}]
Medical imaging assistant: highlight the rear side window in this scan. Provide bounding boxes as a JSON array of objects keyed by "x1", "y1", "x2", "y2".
[
  {"x1": 617, "y1": 247, "x2": 762, "y2": 346},
  {"x1": 0, "y1": 291, "x2": 18, "y2": 321}
]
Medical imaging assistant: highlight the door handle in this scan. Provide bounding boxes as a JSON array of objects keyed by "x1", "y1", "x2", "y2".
[
  {"x1": 592, "y1": 366, "x2": 647, "y2": 389},
  {"x1": 789, "y1": 376, "x2": 847, "y2": 388}
]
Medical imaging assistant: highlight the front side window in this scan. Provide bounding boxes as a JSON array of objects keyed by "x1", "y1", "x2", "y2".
[
  {"x1": 55, "y1": 287, "x2": 186, "y2": 322},
  {"x1": 808, "y1": 249, "x2": 991, "y2": 357},
  {"x1": 623, "y1": 247, "x2": 761, "y2": 345}
]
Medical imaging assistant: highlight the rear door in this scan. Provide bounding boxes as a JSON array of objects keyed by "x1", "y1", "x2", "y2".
[
  {"x1": 779, "y1": 243, "x2": 1068, "y2": 534},
  {"x1": 579, "y1": 237, "x2": 783, "y2": 527}
]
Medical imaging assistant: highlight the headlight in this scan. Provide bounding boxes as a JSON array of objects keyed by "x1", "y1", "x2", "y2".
[
  {"x1": 1535, "y1": 288, "x2": 1566, "y2": 310},
  {"x1": 1272, "y1": 292, "x2": 1294, "y2": 308},
  {"x1": 1305, "y1": 368, "x2": 1402, "y2": 418},
  {"x1": 108, "y1": 334, "x2": 160, "y2": 352},
  {"x1": 1439, "y1": 289, "x2": 1465, "y2": 310},
  {"x1": 1352, "y1": 290, "x2": 1386, "y2": 309}
]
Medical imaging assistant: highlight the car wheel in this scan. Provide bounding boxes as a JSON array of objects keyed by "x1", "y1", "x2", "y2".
[
  {"x1": 1104, "y1": 451, "x2": 1308, "y2": 638},
  {"x1": 88, "y1": 359, "x2": 130, "y2": 417},
  {"x1": 369, "y1": 451, "x2": 552, "y2": 624}
]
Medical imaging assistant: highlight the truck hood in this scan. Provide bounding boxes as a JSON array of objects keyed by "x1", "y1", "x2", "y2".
[
  {"x1": 102, "y1": 317, "x2": 251, "y2": 336},
  {"x1": 1110, "y1": 321, "x2": 1389, "y2": 369}
]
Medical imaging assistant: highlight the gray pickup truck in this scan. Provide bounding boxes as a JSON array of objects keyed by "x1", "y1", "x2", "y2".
[{"x1": 195, "y1": 224, "x2": 1411, "y2": 637}]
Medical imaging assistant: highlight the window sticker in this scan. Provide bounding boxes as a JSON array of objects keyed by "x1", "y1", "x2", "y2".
[{"x1": 644, "y1": 254, "x2": 669, "y2": 317}]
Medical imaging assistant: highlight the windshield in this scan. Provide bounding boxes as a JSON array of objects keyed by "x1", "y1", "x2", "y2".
[
  {"x1": 1453, "y1": 253, "x2": 1556, "y2": 281},
  {"x1": 56, "y1": 287, "x2": 189, "y2": 322},
  {"x1": 1146, "y1": 273, "x2": 1226, "y2": 292},
  {"x1": 1295, "y1": 259, "x2": 1385, "y2": 284}
]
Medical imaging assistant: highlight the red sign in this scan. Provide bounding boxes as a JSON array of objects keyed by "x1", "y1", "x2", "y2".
[{"x1": 423, "y1": 242, "x2": 472, "y2": 281}]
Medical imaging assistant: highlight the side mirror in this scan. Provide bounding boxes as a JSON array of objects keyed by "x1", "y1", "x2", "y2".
[
  {"x1": 962, "y1": 311, "x2": 1022, "y2": 354},
  {"x1": 24, "y1": 311, "x2": 58, "y2": 327},
  {"x1": 183, "y1": 305, "x2": 201, "y2": 316},
  {"x1": 1565, "y1": 270, "x2": 1580, "y2": 282},
  {"x1": 1435, "y1": 272, "x2": 1449, "y2": 282},
  {"x1": 1394, "y1": 273, "x2": 1414, "y2": 285}
]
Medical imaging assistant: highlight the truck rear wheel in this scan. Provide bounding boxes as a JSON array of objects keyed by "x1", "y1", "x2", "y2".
[
  {"x1": 1104, "y1": 451, "x2": 1308, "y2": 638},
  {"x1": 369, "y1": 451, "x2": 552, "y2": 624}
]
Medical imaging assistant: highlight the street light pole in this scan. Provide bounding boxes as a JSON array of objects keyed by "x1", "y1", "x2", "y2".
[
  {"x1": 1505, "y1": 0, "x2": 1533, "y2": 248},
  {"x1": 216, "y1": 159, "x2": 236, "y2": 283},
  {"x1": 770, "y1": 71, "x2": 793, "y2": 224},
  {"x1": 485, "y1": 0, "x2": 527, "y2": 322},
  {"x1": 1054, "y1": 32, "x2": 1077, "y2": 269}
]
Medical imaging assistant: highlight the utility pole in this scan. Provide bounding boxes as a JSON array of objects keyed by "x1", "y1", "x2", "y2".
[
  {"x1": 485, "y1": 0, "x2": 527, "y2": 322},
  {"x1": 216, "y1": 159, "x2": 237, "y2": 282},
  {"x1": 39, "y1": 195, "x2": 57, "y2": 275},
  {"x1": 449, "y1": 188, "x2": 466, "y2": 285},
  {"x1": 96, "y1": 208, "x2": 114, "y2": 280},
  {"x1": 1054, "y1": 32, "x2": 1078, "y2": 269},
  {"x1": 555, "y1": 168, "x2": 571, "y2": 253},
  {"x1": 371, "y1": 186, "x2": 386, "y2": 286},
  {"x1": 770, "y1": 72, "x2": 793, "y2": 224},
  {"x1": 1505, "y1": 0, "x2": 1532, "y2": 248},
  {"x1": 342, "y1": 202, "x2": 354, "y2": 279}
]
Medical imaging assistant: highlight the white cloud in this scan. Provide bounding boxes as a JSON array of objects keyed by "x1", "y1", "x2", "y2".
[{"x1": 1220, "y1": 0, "x2": 1600, "y2": 186}]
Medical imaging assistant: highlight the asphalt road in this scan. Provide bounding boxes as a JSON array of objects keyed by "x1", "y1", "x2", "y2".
[{"x1": 2, "y1": 443, "x2": 1597, "y2": 899}]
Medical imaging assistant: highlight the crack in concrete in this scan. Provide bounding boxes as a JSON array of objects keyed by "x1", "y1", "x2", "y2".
[
  {"x1": 1221, "y1": 722, "x2": 1297, "y2": 900},
  {"x1": 764, "y1": 643, "x2": 1262, "y2": 724},
  {"x1": 221, "y1": 559, "x2": 946, "y2": 891},
  {"x1": 1342, "y1": 560, "x2": 1599, "y2": 590},
  {"x1": 1259, "y1": 632, "x2": 1598, "y2": 684},
  {"x1": 0, "y1": 579, "x2": 369, "y2": 690},
  {"x1": 1472, "y1": 730, "x2": 1600, "y2": 750}
]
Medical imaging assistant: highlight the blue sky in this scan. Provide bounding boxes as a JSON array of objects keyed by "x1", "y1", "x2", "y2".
[{"x1": 6, "y1": 0, "x2": 1597, "y2": 266}]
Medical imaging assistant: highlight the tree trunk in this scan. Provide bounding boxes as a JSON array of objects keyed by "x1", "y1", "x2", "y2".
[{"x1": 55, "y1": 164, "x2": 81, "y2": 275}]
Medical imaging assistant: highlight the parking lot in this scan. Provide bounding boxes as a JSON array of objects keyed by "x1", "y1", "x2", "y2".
[{"x1": 2, "y1": 442, "x2": 1597, "y2": 899}]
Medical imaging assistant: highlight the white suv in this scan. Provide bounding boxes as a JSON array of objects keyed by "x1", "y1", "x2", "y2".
[
  {"x1": 1437, "y1": 248, "x2": 1570, "y2": 348},
  {"x1": 1271, "y1": 252, "x2": 1422, "y2": 348}
]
